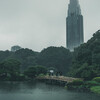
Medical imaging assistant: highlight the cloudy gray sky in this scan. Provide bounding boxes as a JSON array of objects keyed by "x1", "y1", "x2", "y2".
[{"x1": 0, "y1": 0, "x2": 100, "y2": 51}]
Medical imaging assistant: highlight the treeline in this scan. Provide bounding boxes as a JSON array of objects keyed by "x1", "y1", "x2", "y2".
[
  {"x1": 68, "y1": 30, "x2": 100, "y2": 80},
  {"x1": 0, "y1": 46, "x2": 72, "y2": 81},
  {"x1": 0, "y1": 59, "x2": 47, "y2": 81},
  {"x1": 0, "y1": 30, "x2": 100, "y2": 81}
]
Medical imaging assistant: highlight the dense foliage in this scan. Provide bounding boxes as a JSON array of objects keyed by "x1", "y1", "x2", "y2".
[
  {"x1": 68, "y1": 30, "x2": 100, "y2": 80},
  {"x1": 90, "y1": 86, "x2": 100, "y2": 94},
  {"x1": 0, "y1": 59, "x2": 21, "y2": 81},
  {"x1": 11, "y1": 48, "x2": 39, "y2": 71},
  {"x1": 92, "y1": 77, "x2": 100, "y2": 83},
  {"x1": 0, "y1": 30, "x2": 100, "y2": 81},
  {"x1": 24, "y1": 65, "x2": 47, "y2": 79},
  {"x1": 37, "y1": 47, "x2": 72, "y2": 74},
  {"x1": 0, "y1": 48, "x2": 39, "y2": 71},
  {"x1": 0, "y1": 47, "x2": 72, "y2": 75},
  {"x1": 66, "y1": 79, "x2": 100, "y2": 91}
]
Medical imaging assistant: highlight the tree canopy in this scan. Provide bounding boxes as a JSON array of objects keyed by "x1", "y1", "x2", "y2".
[
  {"x1": 24, "y1": 65, "x2": 47, "y2": 79},
  {"x1": 37, "y1": 46, "x2": 72, "y2": 74},
  {"x1": 68, "y1": 30, "x2": 100, "y2": 80},
  {"x1": 0, "y1": 59, "x2": 21, "y2": 80}
]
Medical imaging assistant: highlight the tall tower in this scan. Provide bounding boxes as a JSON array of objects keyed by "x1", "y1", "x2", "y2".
[{"x1": 66, "y1": 0, "x2": 84, "y2": 51}]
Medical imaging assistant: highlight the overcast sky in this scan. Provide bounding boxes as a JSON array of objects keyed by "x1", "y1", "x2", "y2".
[{"x1": 0, "y1": 0, "x2": 100, "y2": 51}]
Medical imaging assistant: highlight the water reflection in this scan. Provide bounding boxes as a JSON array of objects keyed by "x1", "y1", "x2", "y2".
[{"x1": 0, "y1": 81, "x2": 99, "y2": 100}]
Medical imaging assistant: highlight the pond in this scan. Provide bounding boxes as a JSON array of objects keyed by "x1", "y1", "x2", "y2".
[{"x1": 0, "y1": 81, "x2": 99, "y2": 100}]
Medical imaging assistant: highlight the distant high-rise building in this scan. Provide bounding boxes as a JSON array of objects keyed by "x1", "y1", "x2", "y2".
[
  {"x1": 11, "y1": 45, "x2": 21, "y2": 52},
  {"x1": 66, "y1": 0, "x2": 84, "y2": 51}
]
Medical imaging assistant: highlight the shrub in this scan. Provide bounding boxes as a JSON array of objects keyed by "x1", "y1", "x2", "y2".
[
  {"x1": 92, "y1": 77, "x2": 100, "y2": 83},
  {"x1": 66, "y1": 79, "x2": 84, "y2": 90},
  {"x1": 66, "y1": 80, "x2": 100, "y2": 91},
  {"x1": 38, "y1": 74, "x2": 45, "y2": 77},
  {"x1": 69, "y1": 80, "x2": 84, "y2": 86},
  {"x1": 84, "y1": 81, "x2": 100, "y2": 88},
  {"x1": 90, "y1": 86, "x2": 100, "y2": 94}
]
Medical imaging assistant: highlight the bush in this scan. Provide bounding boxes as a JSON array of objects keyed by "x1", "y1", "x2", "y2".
[
  {"x1": 66, "y1": 80, "x2": 100, "y2": 91},
  {"x1": 38, "y1": 74, "x2": 45, "y2": 77},
  {"x1": 84, "y1": 81, "x2": 100, "y2": 88},
  {"x1": 90, "y1": 86, "x2": 100, "y2": 94},
  {"x1": 92, "y1": 77, "x2": 100, "y2": 83},
  {"x1": 66, "y1": 79, "x2": 84, "y2": 90},
  {"x1": 68, "y1": 80, "x2": 84, "y2": 86},
  {"x1": 24, "y1": 65, "x2": 47, "y2": 79}
]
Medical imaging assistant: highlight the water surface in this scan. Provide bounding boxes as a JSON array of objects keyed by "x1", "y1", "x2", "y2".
[{"x1": 0, "y1": 81, "x2": 99, "y2": 100}]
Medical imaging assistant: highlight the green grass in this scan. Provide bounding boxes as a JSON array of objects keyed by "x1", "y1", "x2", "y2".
[{"x1": 90, "y1": 86, "x2": 100, "y2": 94}]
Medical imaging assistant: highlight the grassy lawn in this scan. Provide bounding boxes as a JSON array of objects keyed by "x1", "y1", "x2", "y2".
[{"x1": 90, "y1": 86, "x2": 100, "y2": 94}]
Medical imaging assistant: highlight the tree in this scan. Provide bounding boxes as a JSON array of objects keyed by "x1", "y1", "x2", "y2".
[
  {"x1": 24, "y1": 67, "x2": 37, "y2": 79},
  {"x1": 0, "y1": 48, "x2": 39, "y2": 72},
  {"x1": 68, "y1": 30, "x2": 100, "y2": 80},
  {"x1": 34, "y1": 65, "x2": 47, "y2": 75},
  {"x1": 0, "y1": 59, "x2": 21, "y2": 80},
  {"x1": 24, "y1": 65, "x2": 47, "y2": 79},
  {"x1": 37, "y1": 46, "x2": 72, "y2": 74}
]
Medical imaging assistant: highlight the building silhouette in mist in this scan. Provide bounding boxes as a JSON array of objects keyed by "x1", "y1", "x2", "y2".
[
  {"x1": 66, "y1": 0, "x2": 84, "y2": 51},
  {"x1": 11, "y1": 45, "x2": 21, "y2": 52}
]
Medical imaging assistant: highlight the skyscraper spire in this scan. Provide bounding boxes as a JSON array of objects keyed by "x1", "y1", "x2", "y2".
[
  {"x1": 68, "y1": 0, "x2": 81, "y2": 16},
  {"x1": 66, "y1": 0, "x2": 84, "y2": 51}
]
